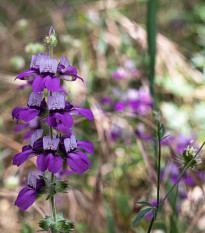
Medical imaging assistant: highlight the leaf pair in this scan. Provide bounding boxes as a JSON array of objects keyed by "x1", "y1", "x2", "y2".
[{"x1": 132, "y1": 202, "x2": 158, "y2": 228}]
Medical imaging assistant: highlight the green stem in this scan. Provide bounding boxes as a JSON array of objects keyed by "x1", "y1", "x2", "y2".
[
  {"x1": 147, "y1": 217, "x2": 154, "y2": 233},
  {"x1": 156, "y1": 122, "x2": 161, "y2": 209},
  {"x1": 159, "y1": 141, "x2": 205, "y2": 208},
  {"x1": 51, "y1": 173, "x2": 57, "y2": 222},
  {"x1": 48, "y1": 42, "x2": 57, "y2": 226}
]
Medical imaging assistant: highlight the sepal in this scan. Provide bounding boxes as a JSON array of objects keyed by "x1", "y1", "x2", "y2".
[{"x1": 38, "y1": 213, "x2": 74, "y2": 232}]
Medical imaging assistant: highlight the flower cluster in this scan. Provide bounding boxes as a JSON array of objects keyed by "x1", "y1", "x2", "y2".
[{"x1": 12, "y1": 28, "x2": 94, "y2": 213}]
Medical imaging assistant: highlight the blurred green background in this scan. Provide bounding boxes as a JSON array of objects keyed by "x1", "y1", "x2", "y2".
[{"x1": 0, "y1": 0, "x2": 205, "y2": 232}]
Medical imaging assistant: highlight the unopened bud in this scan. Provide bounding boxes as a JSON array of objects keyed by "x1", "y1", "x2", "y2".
[{"x1": 43, "y1": 26, "x2": 57, "y2": 47}]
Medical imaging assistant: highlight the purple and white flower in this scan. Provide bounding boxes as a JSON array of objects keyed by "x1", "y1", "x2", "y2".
[
  {"x1": 60, "y1": 135, "x2": 94, "y2": 174},
  {"x1": 36, "y1": 136, "x2": 63, "y2": 174},
  {"x1": 12, "y1": 92, "x2": 46, "y2": 123},
  {"x1": 13, "y1": 129, "x2": 43, "y2": 167},
  {"x1": 15, "y1": 172, "x2": 45, "y2": 210}
]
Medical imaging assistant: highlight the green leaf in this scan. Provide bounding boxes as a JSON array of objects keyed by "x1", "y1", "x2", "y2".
[
  {"x1": 132, "y1": 208, "x2": 152, "y2": 227},
  {"x1": 136, "y1": 201, "x2": 153, "y2": 207},
  {"x1": 152, "y1": 208, "x2": 158, "y2": 220},
  {"x1": 159, "y1": 124, "x2": 166, "y2": 140}
]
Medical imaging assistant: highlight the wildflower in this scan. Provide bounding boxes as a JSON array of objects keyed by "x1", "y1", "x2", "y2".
[
  {"x1": 13, "y1": 129, "x2": 43, "y2": 166},
  {"x1": 12, "y1": 92, "x2": 46, "y2": 123},
  {"x1": 46, "y1": 93, "x2": 93, "y2": 129},
  {"x1": 60, "y1": 135, "x2": 94, "y2": 174},
  {"x1": 15, "y1": 53, "x2": 60, "y2": 92},
  {"x1": 15, "y1": 172, "x2": 45, "y2": 210},
  {"x1": 36, "y1": 136, "x2": 63, "y2": 174},
  {"x1": 58, "y1": 57, "x2": 83, "y2": 82}
]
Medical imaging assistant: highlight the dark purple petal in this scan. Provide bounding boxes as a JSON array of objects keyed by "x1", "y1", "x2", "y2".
[
  {"x1": 69, "y1": 108, "x2": 93, "y2": 120},
  {"x1": 12, "y1": 107, "x2": 29, "y2": 122},
  {"x1": 24, "y1": 131, "x2": 33, "y2": 140},
  {"x1": 15, "y1": 69, "x2": 37, "y2": 80},
  {"x1": 32, "y1": 76, "x2": 45, "y2": 92},
  {"x1": 45, "y1": 76, "x2": 60, "y2": 92},
  {"x1": 15, "y1": 123, "x2": 28, "y2": 132},
  {"x1": 47, "y1": 115, "x2": 58, "y2": 127},
  {"x1": 67, "y1": 151, "x2": 91, "y2": 174},
  {"x1": 47, "y1": 153, "x2": 63, "y2": 174},
  {"x1": 15, "y1": 187, "x2": 36, "y2": 210},
  {"x1": 13, "y1": 149, "x2": 34, "y2": 166},
  {"x1": 77, "y1": 141, "x2": 94, "y2": 154},
  {"x1": 36, "y1": 154, "x2": 47, "y2": 172},
  {"x1": 20, "y1": 109, "x2": 40, "y2": 122},
  {"x1": 54, "y1": 112, "x2": 73, "y2": 128}
]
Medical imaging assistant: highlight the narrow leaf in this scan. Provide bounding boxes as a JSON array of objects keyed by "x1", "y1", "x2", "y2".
[
  {"x1": 136, "y1": 201, "x2": 153, "y2": 207},
  {"x1": 132, "y1": 208, "x2": 152, "y2": 227}
]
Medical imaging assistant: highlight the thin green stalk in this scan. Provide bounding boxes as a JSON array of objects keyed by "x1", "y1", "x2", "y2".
[
  {"x1": 147, "y1": 0, "x2": 158, "y2": 110},
  {"x1": 51, "y1": 173, "x2": 57, "y2": 222},
  {"x1": 48, "y1": 41, "x2": 57, "y2": 226},
  {"x1": 147, "y1": 217, "x2": 154, "y2": 233},
  {"x1": 156, "y1": 122, "x2": 161, "y2": 209},
  {"x1": 159, "y1": 141, "x2": 205, "y2": 208}
]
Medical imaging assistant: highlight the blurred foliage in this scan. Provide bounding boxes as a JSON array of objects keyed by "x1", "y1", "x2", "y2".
[{"x1": 0, "y1": 0, "x2": 205, "y2": 233}]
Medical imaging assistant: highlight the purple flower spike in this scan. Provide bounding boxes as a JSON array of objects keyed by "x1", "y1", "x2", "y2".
[
  {"x1": 15, "y1": 173, "x2": 45, "y2": 210},
  {"x1": 47, "y1": 95, "x2": 65, "y2": 111},
  {"x1": 43, "y1": 136, "x2": 60, "y2": 151}
]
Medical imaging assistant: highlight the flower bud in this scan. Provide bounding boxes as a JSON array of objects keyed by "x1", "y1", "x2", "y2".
[{"x1": 43, "y1": 26, "x2": 58, "y2": 47}]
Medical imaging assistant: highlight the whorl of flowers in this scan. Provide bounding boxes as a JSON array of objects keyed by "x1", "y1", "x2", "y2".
[{"x1": 12, "y1": 26, "x2": 94, "y2": 231}]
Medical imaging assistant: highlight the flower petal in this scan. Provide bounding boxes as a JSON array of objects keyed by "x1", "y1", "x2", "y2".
[
  {"x1": 13, "y1": 149, "x2": 34, "y2": 167},
  {"x1": 47, "y1": 153, "x2": 63, "y2": 174},
  {"x1": 36, "y1": 154, "x2": 48, "y2": 172},
  {"x1": 15, "y1": 69, "x2": 37, "y2": 80},
  {"x1": 77, "y1": 141, "x2": 94, "y2": 154},
  {"x1": 45, "y1": 76, "x2": 60, "y2": 92},
  {"x1": 69, "y1": 108, "x2": 94, "y2": 120},
  {"x1": 15, "y1": 188, "x2": 36, "y2": 210},
  {"x1": 47, "y1": 115, "x2": 57, "y2": 127},
  {"x1": 20, "y1": 109, "x2": 40, "y2": 122},
  {"x1": 54, "y1": 112, "x2": 73, "y2": 128},
  {"x1": 32, "y1": 75, "x2": 45, "y2": 92}
]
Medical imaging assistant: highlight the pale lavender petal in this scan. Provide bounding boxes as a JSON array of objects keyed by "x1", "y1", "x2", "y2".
[
  {"x1": 36, "y1": 53, "x2": 49, "y2": 67},
  {"x1": 45, "y1": 76, "x2": 60, "y2": 92},
  {"x1": 47, "y1": 95, "x2": 65, "y2": 111},
  {"x1": 69, "y1": 108, "x2": 93, "y2": 120},
  {"x1": 29, "y1": 129, "x2": 43, "y2": 147},
  {"x1": 43, "y1": 136, "x2": 59, "y2": 151},
  {"x1": 27, "y1": 92, "x2": 43, "y2": 108},
  {"x1": 30, "y1": 55, "x2": 37, "y2": 69},
  {"x1": 77, "y1": 141, "x2": 94, "y2": 154},
  {"x1": 20, "y1": 109, "x2": 40, "y2": 122},
  {"x1": 39, "y1": 59, "x2": 58, "y2": 74},
  {"x1": 32, "y1": 76, "x2": 45, "y2": 92}
]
